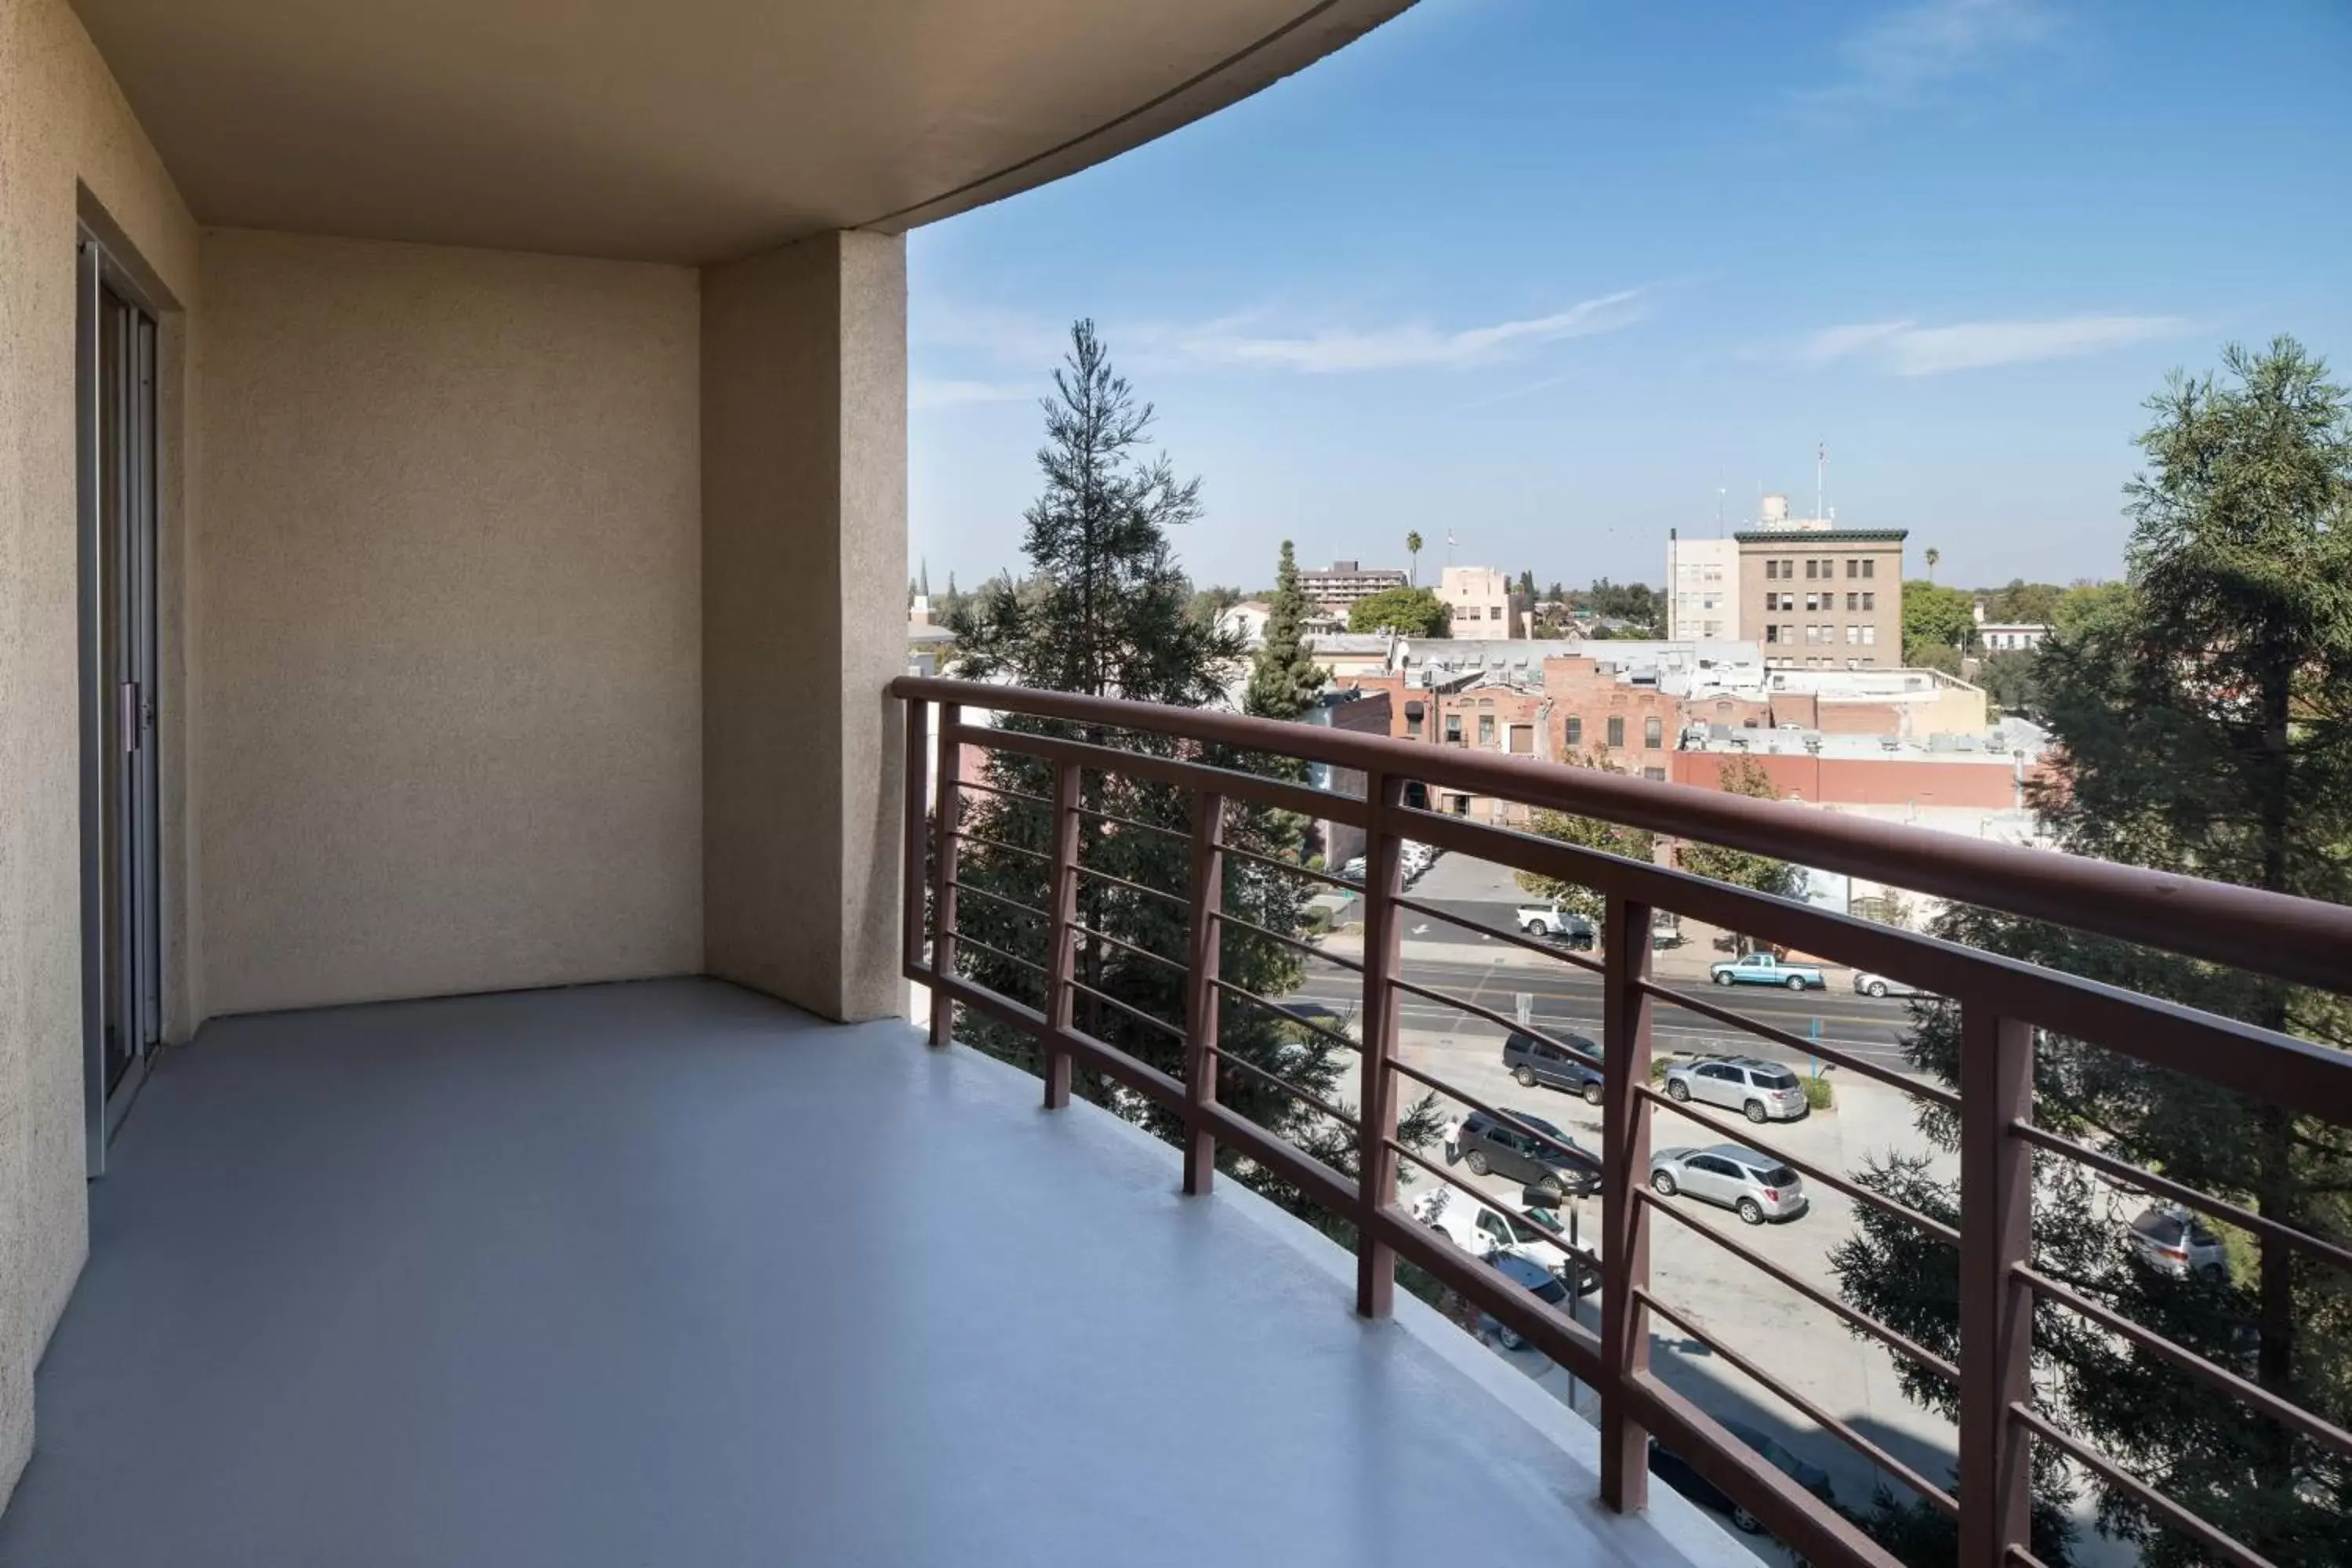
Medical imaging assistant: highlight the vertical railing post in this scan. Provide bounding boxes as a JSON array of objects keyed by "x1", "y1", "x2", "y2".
[
  {"x1": 1355, "y1": 771, "x2": 1405, "y2": 1319},
  {"x1": 927, "y1": 702, "x2": 962, "y2": 1049},
  {"x1": 1959, "y1": 1007, "x2": 2034, "y2": 1568},
  {"x1": 902, "y1": 697, "x2": 928, "y2": 975},
  {"x1": 1599, "y1": 892, "x2": 1656, "y2": 1513},
  {"x1": 1181, "y1": 791, "x2": 1226, "y2": 1195},
  {"x1": 1041, "y1": 760, "x2": 1080, "y2": 1109}
]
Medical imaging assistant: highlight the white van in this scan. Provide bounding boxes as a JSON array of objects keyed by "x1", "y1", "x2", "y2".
[{"x1": 1410, "y1": 1183, "x2": 1593, "y2": 1288}]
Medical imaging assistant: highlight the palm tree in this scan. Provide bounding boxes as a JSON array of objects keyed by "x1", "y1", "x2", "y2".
[
  {"x1": 1406, "y1": 530, "x2": 1424, "y2": 585},
  {"x1": 1924, "y1": 546, "x2": 1940, "y2": 581}
]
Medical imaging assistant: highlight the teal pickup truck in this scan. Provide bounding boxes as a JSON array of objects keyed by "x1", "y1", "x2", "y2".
[{"x1": 1708, "y1": 952, "x2": 1827, "y2": 991}]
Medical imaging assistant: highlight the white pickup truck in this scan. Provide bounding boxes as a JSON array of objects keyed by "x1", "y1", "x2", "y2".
[{"x1": 1514, "y1": 898, "x2": 1595, "y2": 947}]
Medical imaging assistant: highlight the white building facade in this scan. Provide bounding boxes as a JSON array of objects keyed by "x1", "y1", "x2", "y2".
[{"x1": 1664, "y1": 532, "x2": 1740, "y2": 642}]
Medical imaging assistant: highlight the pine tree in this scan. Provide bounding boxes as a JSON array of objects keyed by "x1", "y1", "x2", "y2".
[
  {"x1": 1245, "y1": 540, "x2": 1327, "y2": 720},
  {"x1": 945, "y1": 320, "x2": 1437, "y2": 1236},
  {"x1": 1831, "y1": 339, "x2": 2352, "y2": 1568}
]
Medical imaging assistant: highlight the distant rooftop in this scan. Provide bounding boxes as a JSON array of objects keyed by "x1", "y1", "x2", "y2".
[{"x1": 1732, "y1": 528, "x2": 1908, "y2": 544}]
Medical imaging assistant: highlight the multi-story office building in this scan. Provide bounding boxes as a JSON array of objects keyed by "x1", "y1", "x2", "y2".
[
  {"x1": 1295, "y1": 559, "x2": 1408, "y2": 614},
  {"x1": 1664, "y1": 532, "x2": 1739, "y2": 641},
  {"x1": 1737, "y1": 528, "x2": 1906, "y2": 667}
]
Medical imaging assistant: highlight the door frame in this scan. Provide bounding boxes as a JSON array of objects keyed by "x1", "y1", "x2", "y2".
[{"x1": 78, "y1": 226, "x2": 165, "y2": 1177}]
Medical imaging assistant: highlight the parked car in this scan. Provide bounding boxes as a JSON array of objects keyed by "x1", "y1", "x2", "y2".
[
  {"x1": 1479, "y1": 1251, "x2": 1573, "y2": 1352},
  {"x1": 1514, "y1": 898, "x2": 1595, "y2": 947},
  {"x1": 1662, "y1": 1055, "x2": 1809, "y2": 1123},
  {"x1": 1650, "y1": 1422, "x2": 1835, "y2": 1534},
  {"x1": 2129, "y1": 1203, "x2": 2230, "y2": 1281},
  {"x1": 1402, "y1": 840, "x2": 1437, "y2": 878},
  {"x1": 1709, "y1": 952, "x2": 1825, "y2": 990},
  {"x1": 1502, "y1": 1029, "x2": 1606, "y2": 1103},
  {"x1": 1338, "y1": 855, "x2": 1367, "y2": 884},
  {"x1": 1650, "y1": 1143, "x2": 1807, "y2": 1224},
  {"x1": 1453, "y1": 1108, "x2": 1600, "y2": 1198},
  {"x1": 1412, "y1": 1185, "x2": 1595, "y2": 1289},
  {"x1": 1853, "y1": 969, "x2": 1922, "y2": 999}
]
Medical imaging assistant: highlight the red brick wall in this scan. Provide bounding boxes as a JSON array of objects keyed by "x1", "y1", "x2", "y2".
[
  {"x1": 1541, "y1": 656, "x2": 1679, "y2": 776},
  {"x1": 1813, "y1": 701, "x2": 1904, "y2": 735},
  {"x1": 1671, "y1": 750, "x2": 2029, "y2": 808}
]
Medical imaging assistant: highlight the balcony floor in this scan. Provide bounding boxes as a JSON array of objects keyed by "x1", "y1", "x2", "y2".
[{"x1": 0, "y1": 978, "x2": 1735, "y2": 1567}]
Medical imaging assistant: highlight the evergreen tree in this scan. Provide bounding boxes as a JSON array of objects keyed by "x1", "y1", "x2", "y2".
[
  {"x1": 1831, "y1": 339, "x2": 2352, "y2": 1567},
  {"x1": 1245, "y1": 541, "x2": 1327, "y2": 720},
  {"x1": 946, "y1": 320, "x2": 1436, "y2": 1238}
]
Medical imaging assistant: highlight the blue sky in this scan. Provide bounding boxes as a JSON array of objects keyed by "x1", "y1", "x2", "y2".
[{"x1": 908, "y1": 0, "x2": 2352, "y2": 595}]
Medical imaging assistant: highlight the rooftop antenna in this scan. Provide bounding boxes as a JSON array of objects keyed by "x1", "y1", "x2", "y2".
[{"x1": 1816, "y1": 441, "x2": 1827, "y2": 523}]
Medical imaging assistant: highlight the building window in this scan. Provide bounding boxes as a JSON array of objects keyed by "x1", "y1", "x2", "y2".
[
  {"x1": 1565, "y1": 716, "x2": 1582, "y2": 748},
  {"x1": 1488, "y1": 604, "x2": 1501, "y2": 619},
  {"x1": 1702, "y1": 593, "x2": 1719, "y2": 610},
  {"x1": 1804, "y1": 559, "x2": 1818, "y2": 579},
  {"x1": 1404, "y1": 700, "x2": 1424, "y2": 739},
  {"x1": 1862, "y1": 591, "x2": 1875, "y2": 611},
  {"x1": 1862, "y1": 558, "x2": 1875, "y2": 579},
  {"x1": 1643, "y1": 767, "x2": 1667, "y2": 782},
  {"x1": 1444, "y1": 715, "x2": 1462, "y2": 743},
  {"x1": 1847, "y1": 624, "x2": 1861, "y2": 644},
  {"x1": 1450, "y1": 793, "x2": 1471, "y2": 817},
  {"x1": 1780, "y1": 558, "x2": 1794, "y2": 578},
  {"x1": 1606, "y1": 716, "x2": 1626, "y2": 748},
  {"x1": 1844, "y1": 592, "x2": 1857, "y2": 611},
  {"x1": 1765, "y1": 559, "x2": 1779, "y2": 581},
  {"x1": 1478, "y1": 714, "x2": 1495, "y2": 746},
  {"x1": 1765, "y1": 624, "x2": 1780, "y2": 644},
  {"x1": 1846, "y1": 559, "x2": 1859, "y2": 579},
  {"x1": 1644, "y1": 716, "x2": 1663, "y2": 749},
  {"x1": 1820, "y1": 559, "x2": 1834, "y2": 576},
  {"x1": 1508, "y1": 724, "x2": 1534, "y2": 755},
  {"x1": 1703, "y1": 564, "x2": 1722, "y2": 582},
  {"x1": 1861, "y1": 624, "x2": 1877, "y2": 645}
]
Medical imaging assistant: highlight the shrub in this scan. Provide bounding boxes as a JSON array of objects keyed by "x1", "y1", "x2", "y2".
[{"x1": 1802, "y1": 1075, "x2": 1835, "y2": 1112}]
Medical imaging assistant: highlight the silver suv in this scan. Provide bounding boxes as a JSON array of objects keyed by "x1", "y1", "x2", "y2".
[
  {"x1": 1650, "y1": 1144, "x2": 1808, "y2": 1224},
  {"x1": 1661, "y1": 1056, "x2": 1809, "y2": 1123}
]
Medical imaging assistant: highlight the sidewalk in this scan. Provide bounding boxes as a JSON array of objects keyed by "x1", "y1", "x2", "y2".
[{"x1": 1317, "y1": 921, "x2": 1737, "y2": 982}]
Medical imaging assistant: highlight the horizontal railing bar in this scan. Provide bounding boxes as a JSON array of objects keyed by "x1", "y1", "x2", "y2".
[
  {"x1": 952, "y1": 828, "x2": 1051, "y2": 864},
  {"x1": 1210, "y1": 978, "x2": 1359, "y2": 1054},
  {"x1": 1392, "y1": 893, "x2": 1606, "y2": 975},
  {"x1": 2009, "y1": 1402, "x2": 2274, "y2": 1568},
  {"x1": 958, "y1": 778, "x2": 1054, "y2": 810},
  {"x1": 1214, "y1": 909, "x2": 1367, "y2": 973},
  {"x1": 1388, "y1": 1057, "x2": 1601, "y2": 1172},
  {"x1": 1388, "y1": 1136, "x2": 1603, "y2": 1272},
  {"x1": 953, "y1": 931, "x2": 1046, "y2": 978},
  {"x1": 946, "y1": 879, "x2": 1050, "y2": 924},
  {"x1": 1073, "y1": 861, "x2": 1189, "y2": 909},
  {"x1": 1206, "y1": 1044, "x2": 1360, "y2": 1131},
  {"x1": 1642, "y1": 1084, "x2": 1961, "y2": 1247},
  {"x1": 1200, "y1": 1099, "x2": 1358, "y2": 1214},
  {"x1": 922, "y1": 969, "x2": 1185, "y2": 1120},
  {"x1": 1069, "y1": 979, "x2": 1186, "y2": 1042},
  {"x1": 1634, "y1": 1287, "x2": 1961, "y2": 1520},
  {"x1": 2016, "y1": 1262, "x2": 2352, "y2": 1462},
  {"x1": 897, "y1": 674, "x2": 2352, "y2": 995},
  {"x1": 1366, "y1": 1202, "x2": 1606, "y2": 1385},
  {"x1": 1638, "y1": 1189, "x2": 1958, "y2": 1385},
  {"x1": 2007, "y1": 1545, "x2": 2060, "y2": 1568},
  {"x1": 2007, "y1": 1122, "x2": 2352, "y2": 1276},
  {"x1": 1387, "y1": 977, "x2": 1602, "y2": 1073},
  {"x1": 1637, "y1": 977, "x2": 1962, "y2": 1112},
  {"x1": 1071, "y1": 920, "x2": 1188, "y2": 976},
  {"x1": 1621, "y1": 1372, "x2": 1903, "y2": 1568},
  {"x1": 1071, "y1": 800, "x2": 1192, "y2": 842},
  {"x1": 1221, "y1": 840, "x2": 1363, "y2": 895},
  {"x1": 960, "y1": 720, "x2": 1370, "y2": 830}
]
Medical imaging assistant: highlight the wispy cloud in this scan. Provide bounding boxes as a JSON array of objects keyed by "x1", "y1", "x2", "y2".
[
  {"x1": 1164, "y1": 289, "x2": 1650, "y2": 374},
  {"x1": 1798, "y1": 0, "x2": 2057, "y2": 120},
  {"x1": 1795, "y1": 314, "x2": 2192, "y2": 376},
  {"x1": 915, "y1": 289, "x2": 1652, "y2": 387},
  {"x1": 909, "y1": 376, "x2": 1031, "y2": 412}
]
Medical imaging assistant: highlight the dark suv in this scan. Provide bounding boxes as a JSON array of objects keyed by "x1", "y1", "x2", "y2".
[
  {"x1": 1455, "y1": 1109, "x2": 1600, "y2": 1198},
  {"x1": 1502, "y1": 1030, "x2": 1604, "y2": 1105}
]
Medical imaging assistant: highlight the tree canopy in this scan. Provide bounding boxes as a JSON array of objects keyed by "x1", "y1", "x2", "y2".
[
  {"x1": 1348, "y1": 584, "x2": 1450, "y2": 637},
  {"x1": 1902, "y1": 579, "x2": 1976, "y2": 665},
  {"x1": 1832, "y1": 338, "x2": 2352, "y2": 1568},
  {"x1": 1514, "y1": 754, "x2": 1656, "y2": 921}
]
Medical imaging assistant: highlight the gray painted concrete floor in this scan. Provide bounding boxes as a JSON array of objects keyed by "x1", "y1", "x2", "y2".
[{"x1": 0, "y1": 978, "x2": 1722, "y2": 1567}]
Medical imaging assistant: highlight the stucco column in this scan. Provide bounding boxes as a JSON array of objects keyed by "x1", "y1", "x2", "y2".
[{"x1": 701, "y1": 230, "x2": 906, "y2": 1022}]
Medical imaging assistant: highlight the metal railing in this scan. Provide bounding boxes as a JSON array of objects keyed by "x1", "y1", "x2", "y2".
[{"x1": 891, "y1": 674, "x2": 2352, "y2": 1568}]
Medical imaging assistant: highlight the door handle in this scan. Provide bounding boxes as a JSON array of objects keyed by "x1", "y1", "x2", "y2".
[{"x1": 119, "y1": 681, "x2": 140, "y2": 753}]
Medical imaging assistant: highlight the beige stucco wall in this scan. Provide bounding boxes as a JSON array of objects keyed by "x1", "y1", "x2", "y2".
[
  {"x1": 192, "y1": 230, "x2": 702, "y2": 1016},
  {"x1": 0, "y1": 0, "x2": 200, "y2": 1511},
  {"x1": 702, "y1": 231, "x2": 906, "y2": 1022}
]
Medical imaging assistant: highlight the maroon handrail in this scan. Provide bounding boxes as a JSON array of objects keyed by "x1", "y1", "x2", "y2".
[{"x1": 891, "y1": 674, "x2": 2352, "y2": 993}]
